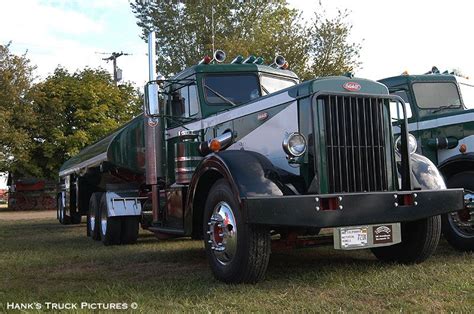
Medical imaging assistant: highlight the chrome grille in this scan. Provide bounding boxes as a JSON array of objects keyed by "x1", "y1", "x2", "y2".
[{"x1": 322, "y1": 95, "x2": 390, "y2": 193}]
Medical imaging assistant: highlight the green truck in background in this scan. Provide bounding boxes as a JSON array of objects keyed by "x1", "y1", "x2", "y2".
[{"x1": 380, "y1": 68, "x2": 474, "y2": 251}]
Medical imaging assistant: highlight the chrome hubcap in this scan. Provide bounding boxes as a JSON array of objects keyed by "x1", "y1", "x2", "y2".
[
  {"x1": 101, "y1": 209, "x2": 107, "y2": 235},
  {"x1": 207, "y1": 201, "x2": 238, "y2": 265},
  {"x1": 90, "y1": 215, "x2": 96, "y2": 232},
  {"x1": 448, "y1": 192, "x2": 474, "y2": 237}
]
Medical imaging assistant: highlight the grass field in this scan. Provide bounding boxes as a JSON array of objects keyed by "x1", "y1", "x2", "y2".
[{"x1": 0, "y1": 214, "x2": 472, "y2": 312}]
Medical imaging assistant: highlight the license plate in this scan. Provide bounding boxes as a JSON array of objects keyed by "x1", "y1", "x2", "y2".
[{"x1": 340, "y1": 226, "x2": 368, "y2": 248}]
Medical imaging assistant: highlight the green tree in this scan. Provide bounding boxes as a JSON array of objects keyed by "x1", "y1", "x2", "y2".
[
  {"x1": 131, "y1": 0, "x2": 308, "y2": 77},
  {"x1": 30, "y1": 67, "x2": 142, "y2": 178},
  {"x1": 131, "y1": 0, "x2": 361, "y2": 79},
  {"x1": 0, "y1": 43, "x2": 37, "y2": 177},
  {"x1": 302, "y1": 8, "x2": 361, "y2": 80}
]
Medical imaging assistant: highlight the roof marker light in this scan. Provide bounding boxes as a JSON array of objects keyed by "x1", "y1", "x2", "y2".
[
  {"x1": 231, "y1": 55, "x2": 243, "y2": 64},
  {"x1": 199, "y1": 55, "x2": 212, "y2": 65},
  {"x1": 243, "y1": 55, "x2": 256, "y2": 64},
  {"x1": 253, "y1": 57, "x2": 264, "y2": 65}
]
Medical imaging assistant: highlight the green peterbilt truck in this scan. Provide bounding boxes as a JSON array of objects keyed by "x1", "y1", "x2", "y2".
[
  {"x1": 57, "y1": 33, "x2": 464, "y2": 283},
  {"x1": 380, "y1": 70, "x2": 474, "y2": 251}
]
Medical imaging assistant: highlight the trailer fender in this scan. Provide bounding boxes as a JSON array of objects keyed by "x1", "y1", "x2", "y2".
[
  {"x1": 185, "y1": 150, "x2": 298, "y2": 236},
  {"x1": 410, "y1": 153, "x2": 447, "y2": 190},
  {"x1": 437, "y1": 152, "x2": 474, "y2": 179}
]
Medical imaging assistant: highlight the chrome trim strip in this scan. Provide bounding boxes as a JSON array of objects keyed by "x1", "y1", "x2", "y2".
[
  {"x1": 175, "y1": 157, "x2": 203, "y2": 162},
  {"x1": 175, "y1": 167, "x2": 197, "y2": 173}
]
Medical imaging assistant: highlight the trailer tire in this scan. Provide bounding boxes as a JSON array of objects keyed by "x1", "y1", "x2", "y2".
[
  {"x1": 371, "y1": 215, "x2": 441, "y2": 264},
  {"x1": 88, "y1": 192, "x2": 102, "y2": 240},
  {"x1": 99, "y1": 194, "x2": 121, "y2": 246},
  {"x1": 203, "y1": 179, "x2": 271, "y2": 284},
  {"x1": 442, "y1": 172, "x2": 474, "y2": 251},
  {"x1": 121, "y1": 216, "x2": 140, "y2": 245},
  {"x1": 57, "y1": 195, "x2": 71, "y2": 225}
]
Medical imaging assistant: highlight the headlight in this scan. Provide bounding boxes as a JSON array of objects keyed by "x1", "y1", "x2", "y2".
[
  {"x1": 282, "y1": 132, "x2": 307, "y2": 157},
  {"x1": 395, "y1": 133, "x2": 417, "y2": 155}
]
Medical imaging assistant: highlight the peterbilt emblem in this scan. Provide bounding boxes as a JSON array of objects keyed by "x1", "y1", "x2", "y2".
[{"x1": 343, "y1": 82, "x2": 361, "y2": 92}]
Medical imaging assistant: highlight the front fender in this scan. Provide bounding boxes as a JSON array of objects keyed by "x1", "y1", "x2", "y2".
[{"x1": 410, "y1": 153, "x2": 446, "y2": 190}]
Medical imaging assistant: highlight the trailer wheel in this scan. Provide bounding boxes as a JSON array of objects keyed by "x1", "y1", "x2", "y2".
[
  {"x1": 121, "y1": 216, "x2": 140, "y2": 245},
  {"x1": 57, "y1": 194, "x2": 71, "y2": 225},
  {"x1": 203, "y1": 179, "x2": 271, "y2": 283},
  {"x1": 99, "y1": 194, "x2": 121, "y2": 246},
  {"x1": 371, "y1": 215, "x2": 441, "y2": 264},
  {"x1": 88, "y1": 192, "x2": 102, "y2": 240},
  {"x1": 442, "y1": 172, "x2": 474, "y2": 251}
]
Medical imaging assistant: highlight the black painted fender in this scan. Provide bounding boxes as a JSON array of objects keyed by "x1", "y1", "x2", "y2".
[
  {"x1": 437, "y1": 152, "x2": 474, "y2": 179},
  {"x1": 185, "y1": 150, "x2": 296, "y2": 236},
  {"x1": 410, "y1": 153, "x2": 447, "y2": 190}
]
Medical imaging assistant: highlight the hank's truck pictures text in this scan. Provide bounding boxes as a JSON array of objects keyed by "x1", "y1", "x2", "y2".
[{"x1": 56, "y1": 33, "x2": 464, "y2": 283}]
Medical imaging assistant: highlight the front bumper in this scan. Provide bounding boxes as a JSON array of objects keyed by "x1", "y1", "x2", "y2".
[{"x1": 242, "y1": 189, "x2": 464, "y2": 228}]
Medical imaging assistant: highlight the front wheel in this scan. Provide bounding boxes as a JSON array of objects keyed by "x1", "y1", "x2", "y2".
[
  {"x1": 442, "y1": 172, "x2": 474, "y2": 251},
  {"x1": 371, "y1": 215, "x2": 441, "y2": 263},
  {"x1": 203, "y1": 179, "x2": 271, "y2": 284}
]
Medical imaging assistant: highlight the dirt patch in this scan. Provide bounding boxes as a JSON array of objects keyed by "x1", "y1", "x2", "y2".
[{"x1": 0, "y1": 210, "x2": 56, "y2": 221}]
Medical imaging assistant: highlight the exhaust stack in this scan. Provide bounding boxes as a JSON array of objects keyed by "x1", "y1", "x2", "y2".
[{"x1": 144, "y1": 31, "x2": 164, "y2": 222}]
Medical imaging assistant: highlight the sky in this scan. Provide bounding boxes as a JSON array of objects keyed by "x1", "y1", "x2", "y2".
[{"x1": 1, "y1": 0, "x2": 473, "y2": 188}]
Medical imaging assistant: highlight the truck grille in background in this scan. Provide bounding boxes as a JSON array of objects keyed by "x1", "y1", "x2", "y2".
[{"x1": 322, "y1": 95, "x2": 389, "y2": 193}]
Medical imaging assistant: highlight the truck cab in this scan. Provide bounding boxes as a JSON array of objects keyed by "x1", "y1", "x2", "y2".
[{"x1": 380, "y1": 71, "x2": 474, "y2": 251}]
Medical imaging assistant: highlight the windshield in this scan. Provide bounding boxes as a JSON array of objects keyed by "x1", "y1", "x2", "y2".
[
  {"x1": 458, "y1": 78, "x2": 474, "y2": 109},
  {"x1": 260, "y1": 75, "x2": 297, "y2": 95},
  {"x1": 412, "y1": 82, "x2": 462, "y2": 109},
  {"x1": 203, "y1": 74, "x2": 260, "y2": 105}
]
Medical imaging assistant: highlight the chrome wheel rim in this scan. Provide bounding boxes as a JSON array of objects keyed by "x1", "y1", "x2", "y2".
[
  {"x1": 207, "y1": 201, "x2": 238, "y2": 265},
  {"x1": 448, "y1": 191, "x2": 474, "y2": 238},
  {"x1": 101, "y1": 208, "x2": 107, "y2": 236},
  {"x1": 90, "y1": 214, "x2": 96, "y2": 233}
]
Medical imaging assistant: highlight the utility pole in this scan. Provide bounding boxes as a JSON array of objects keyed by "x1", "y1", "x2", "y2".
[{"x1": 98, "y1": 51, "x2": 131, "y2": 85}]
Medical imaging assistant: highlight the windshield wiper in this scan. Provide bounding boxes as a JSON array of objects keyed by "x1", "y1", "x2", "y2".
[
  {"x1": 203, "y1": 84, "x2": 237, "y2": 106},
  {"x1": 261, "y1": 85, "x2": 270, "y2": 95},
  {"x1": 432, "y1": 104, "x2": 461, "y2": 113}
]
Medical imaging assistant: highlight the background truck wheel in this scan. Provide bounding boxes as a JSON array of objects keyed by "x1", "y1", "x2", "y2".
[
  {"x1": 57, "y1": 195, "x2": 71, "y2": 225},
  {"x1": 99, "y1": 194, "x2": 121, "y2": 246},
  {"x1": 121, "y1": 216, "x2": 140, "y2": 245},
  {"x1": 203, "y1": 179, "x2": 271, "y2": 284},
  {"x1": 88, "y1": 192, "x2": 102, "y2": 240},
  {"x1": 442, "y1": 172, "x2": 474, "y2": 251},
  {"x1": 371, "y1": 215, "x2": 441, "y2": 264}
]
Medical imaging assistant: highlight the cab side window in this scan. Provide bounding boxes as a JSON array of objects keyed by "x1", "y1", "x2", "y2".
[{"x1": 169, "y1": 84, "x2": 200, "y2": 119}]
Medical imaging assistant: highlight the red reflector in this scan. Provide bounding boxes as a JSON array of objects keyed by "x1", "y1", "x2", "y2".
[
  {"x1": 320, "y1": 197, "x2": 340, "y2": 211},
  {"x1": 399, "y1": 194, "x2": 415, "y2": 206}
]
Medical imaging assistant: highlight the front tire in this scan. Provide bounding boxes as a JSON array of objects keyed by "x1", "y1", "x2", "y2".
[
  {"x1": 99, "y1": 194, "x2": 121, "y2": 246},
  {"x1": 371, "y1": 215, "x2": 441, "y2": 263},
  {"x1": 442, "y1": 172, "x2": 474, "y2": 251},
  {"x1": 203, "y1": 179, "x2": 271, "y2": 284}
]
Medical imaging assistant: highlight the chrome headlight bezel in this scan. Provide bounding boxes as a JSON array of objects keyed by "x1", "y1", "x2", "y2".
[
  {"x1": 395, "y1": 133, "x2": 418, "y2": 155},
  {"x1": 282, "y1": 132, "x2": 307, "y2": 157}
]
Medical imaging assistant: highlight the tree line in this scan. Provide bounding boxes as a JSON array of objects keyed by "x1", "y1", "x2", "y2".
[{"x1": 1, "y1": 1, "x2": 361, "y2": 180}]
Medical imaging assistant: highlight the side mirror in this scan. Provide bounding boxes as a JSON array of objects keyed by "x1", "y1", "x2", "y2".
[{"x1": 144, "y1": 83, "x2": 160, "y2": 117}]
